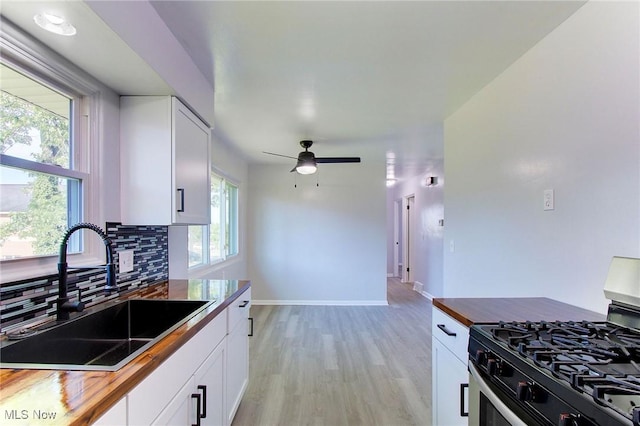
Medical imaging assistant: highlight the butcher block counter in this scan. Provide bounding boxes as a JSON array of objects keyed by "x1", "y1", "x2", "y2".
[
  {"x1": 433, "y1": 296, "x2": 606, "y2": 326},
  {"x1": 0, "y1": 279, "x2": 250, "y2": 426},
  {"x1": 431, "y1": 296, "x2": 606, "y2": 426}
]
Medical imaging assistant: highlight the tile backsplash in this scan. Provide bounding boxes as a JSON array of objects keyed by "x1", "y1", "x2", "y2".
[{"x1": 0, "y1": 222, "x2": 168, "y2": 332}]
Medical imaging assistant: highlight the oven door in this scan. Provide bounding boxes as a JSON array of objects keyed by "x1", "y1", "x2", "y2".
[{"x1": 468, "y1": 362, "x2": 528, "y2": 426}]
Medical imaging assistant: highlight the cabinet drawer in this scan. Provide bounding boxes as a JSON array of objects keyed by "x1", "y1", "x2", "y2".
[
  {"x1": 432, "y1": 307, "x2": 469, "y2": 364},
  {"x1": 228, "y1": 287, "x2": 251, "y2": 333}
]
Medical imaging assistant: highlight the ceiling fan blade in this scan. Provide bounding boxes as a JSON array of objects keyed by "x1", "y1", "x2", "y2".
[
  {"x1": 315, "y1": 157, "x2": 361, "y2": 164},
  {"x1": 263, "y1": 151, "x2": 298, "y2": 160}
]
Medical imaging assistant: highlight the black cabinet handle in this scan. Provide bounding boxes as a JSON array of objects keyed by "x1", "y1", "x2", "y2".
[
  {"x1": 191, "y1": 393, "x2": 201, "y2": 426},
  {"x1": 437, "y1": 323, "x2": 457, "y2": 337},
  {"x1": 239, "y1": 300, "x2": 249, "y2": 308},
  {"x1": 248, "y1": 317, "x2": 254, "y2": 337},
  {"x1": 177, "y1": 188, "x2": 185, "y2": 212},
  {"x1": 197, "y1": 385, "x2": 207, "y2": 418},
  {"x1": 460, "y1": 383, "x2": 469, "y2": 417}
]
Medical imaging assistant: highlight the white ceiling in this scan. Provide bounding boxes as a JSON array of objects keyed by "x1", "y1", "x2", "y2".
[{"x1": 1, "y1": 1, "x2": 586, "y2": 180}]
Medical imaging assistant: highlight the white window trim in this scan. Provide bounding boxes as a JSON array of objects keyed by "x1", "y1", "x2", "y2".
[
  {"x1": 0, "y1": 20, "x2": 110, "y2": 283},
  {"x1": 187, "y1": 170, "x2": 240, "y2": 275}
]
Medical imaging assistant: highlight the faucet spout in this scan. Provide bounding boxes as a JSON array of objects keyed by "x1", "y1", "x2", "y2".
[{"x1": 57, "y1": 223, "x2": 118, "y2": 321}]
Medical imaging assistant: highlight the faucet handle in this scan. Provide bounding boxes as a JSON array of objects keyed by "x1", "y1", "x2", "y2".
[
  {"x1": 104, "y1": 263, "x2": 118, "y2": 294},
  {"x1": 61, "y1": 300, "x2": 84, "y2": 313}
]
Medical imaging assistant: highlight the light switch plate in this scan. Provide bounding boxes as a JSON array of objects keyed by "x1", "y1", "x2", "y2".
[
  {"x1": 119, "y1": 250, "x2": 134, "y2": 273},
  {"x1": 544, "y1": 189, "x2": 554, "y2": 211}
]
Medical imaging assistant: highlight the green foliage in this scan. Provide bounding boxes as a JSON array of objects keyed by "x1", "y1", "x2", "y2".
[{"x1": 0, "y1": 91, "x2": 71, "y2": 257}]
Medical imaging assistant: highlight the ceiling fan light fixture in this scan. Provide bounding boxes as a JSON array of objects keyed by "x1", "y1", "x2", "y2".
[{"x1": 296, "y1": 161, "x2": 317, "y2": 175}]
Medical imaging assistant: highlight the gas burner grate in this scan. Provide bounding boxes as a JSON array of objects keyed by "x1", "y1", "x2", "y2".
[{"x1": 485, "y1": 320, "x2": 640, "y2": 421}]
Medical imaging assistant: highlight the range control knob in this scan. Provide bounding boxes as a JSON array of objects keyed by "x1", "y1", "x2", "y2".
[
  {"x1": 475, "y1": 349, "x2": 486, "y2": 365},
  {"x1": 558, "y1": 413, "x2": 579, "y2": 426},
  {"x1": 516, "y1": 381, "x2": 543, "y2": 403},
  {"x1": 486, "y1": 358, "x2": 501, "y2": 376},
  {"x1": 516, "y1": 382, "x2": 530, "y2": 401}
]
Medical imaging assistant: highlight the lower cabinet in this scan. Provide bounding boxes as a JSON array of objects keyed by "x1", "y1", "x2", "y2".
[
  {"x1": 431, "y1": 306, "x2": 469, "y2": 426},
  {"x1": 195, "y1": 342, "x2": 227, "y2": 426},
  {"x1": 128, "y1": 311, "x2": 227, "y2": 425},
  {"x1": 93, "y1": 396, "x2": 127, "y2": 425},
  {"x1": 92, "y1": 287, "x2": 251, "y2": 426},
  {"x1": 153, "y1": 342, "x2": 226, "y2": 425},
  {"x1": 226, "y1": 289, "x2": 251, "y2": 424}
]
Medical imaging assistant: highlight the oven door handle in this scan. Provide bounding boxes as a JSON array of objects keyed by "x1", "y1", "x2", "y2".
[{"x1": 469, "y1": 363, "x2": 527, "y2": 426}]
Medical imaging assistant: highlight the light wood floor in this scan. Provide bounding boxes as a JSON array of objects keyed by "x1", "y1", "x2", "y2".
[{"x1": 232, "y1": 278, "x2": 432, "y2": 426}]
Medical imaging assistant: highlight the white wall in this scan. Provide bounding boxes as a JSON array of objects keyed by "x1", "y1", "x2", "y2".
[
  {"x1": 387, "y1": 159, "x2": 444, "y2": 298},
  {"x1": 443, "y1": 1, "x2": 640, "y2": 313},
  {"x1": 247, "y1": 163, "x2": 387, "y2": 304}
]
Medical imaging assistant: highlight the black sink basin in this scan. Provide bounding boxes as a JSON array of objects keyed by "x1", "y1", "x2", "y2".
[{"x1": 0, "y1": 299, "x2": 210, "y2": 371}]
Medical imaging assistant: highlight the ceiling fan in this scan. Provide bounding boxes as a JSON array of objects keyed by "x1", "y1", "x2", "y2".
[{"x1": 263, "y1": 140, "x2": 361, "y2": 175}]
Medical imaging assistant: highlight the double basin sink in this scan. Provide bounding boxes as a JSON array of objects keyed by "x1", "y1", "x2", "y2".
[{"x1": 0, "y1": 299, "x2": 211, "y2": 371}]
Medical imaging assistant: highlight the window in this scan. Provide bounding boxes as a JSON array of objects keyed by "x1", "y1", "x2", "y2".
[
  {"x1": 188, "y1": 172, "x2": 239, "y2": 268},
  {"x1": 0, "y1": 62, "x2": 86, "y2": 260},
  {"x1": 0, "y1": 20, "x2": 105, "y2": 282}
]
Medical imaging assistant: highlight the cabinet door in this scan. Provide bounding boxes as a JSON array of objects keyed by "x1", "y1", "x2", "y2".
[
  {"x1": 432, "y1": 337, "x2": 469, "y2": 426},
  {"x1": 195, "y1": 340, "x2": 226, "y2": 426},
  {"x1": 173, "y1": 98, "x2": 210, "y2": 224},
  {"x1": 152, "y1": 376, "x2": 197, "y2": 425},
  {"x1": 226, "y1": 319, "x2": 249, "y2": 425},
  {"x1": 92, "y1": 397, "x2": 126, "y2": 425}
]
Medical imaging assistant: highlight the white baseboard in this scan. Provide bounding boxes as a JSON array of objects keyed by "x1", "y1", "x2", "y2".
[
  {"x1": 252, "y1": 300, "x2": 389, "y2": 306},
  {"x1": 412, "y1": 281, "x2": 433, "y2": 300},
  {"x1": 421, "y1": 291, "x2": 434, "y2": 301}
]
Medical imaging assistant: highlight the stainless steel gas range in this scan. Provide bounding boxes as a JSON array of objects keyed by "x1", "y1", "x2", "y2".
[{"x1": 468, "y1": 257, "x2": 640, "y2": 426}]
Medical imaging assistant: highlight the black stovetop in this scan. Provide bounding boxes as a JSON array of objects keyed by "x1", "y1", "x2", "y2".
[{"x1": 470, "y1": 319, "x2": 640, "y2": 425}]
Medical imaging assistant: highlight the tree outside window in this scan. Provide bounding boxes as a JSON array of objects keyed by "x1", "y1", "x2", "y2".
[{"x1": 0, "y1": 63, "x2": 81, "y2": 260}]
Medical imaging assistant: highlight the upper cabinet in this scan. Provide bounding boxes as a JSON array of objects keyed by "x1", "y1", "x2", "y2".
[{"x1": 120, "y1": 96, "x2": 211, "y2": 225}]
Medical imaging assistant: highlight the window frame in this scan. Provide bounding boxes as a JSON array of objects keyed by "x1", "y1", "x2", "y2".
[
  {"x1": 0, "y1": 20, "x2": 106, "y2": 283},
  {"x1": 188, "y1": 171, "x2": 239, "y2": 271}
]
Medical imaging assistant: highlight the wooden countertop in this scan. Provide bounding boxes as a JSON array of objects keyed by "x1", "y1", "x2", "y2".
[
  {"x1": 0, "y1": 279, "x2": 250, "y2": 425},
  {"x1": 432, "y1": 297, "x2": 606, "y2": 327}
]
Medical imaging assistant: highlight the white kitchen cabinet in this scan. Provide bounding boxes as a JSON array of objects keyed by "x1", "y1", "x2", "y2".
[
  {"x1": 93, "y1": 396, "x2": 126, "y2": 425},
  {"x1": 120, "y1": 96, "x2": 211, "y2": 225},
  {"x1": 226, "y1": 288, "x2": 251, "y2": 424},
  {"x1": 195, "y1": 340, "x2": 227, "y2": 426},
  {"x1": 432, "y1": 307, "x2": 469, "y2": 426},
  {"x1": 128, "y1": 311, "x2": 226, "y2": 425},
  {"x1": 152, "y1": 341, "x2": 226, "y2": 426},
  {"x1": 152, "y1": 376, "x2": 196, "y2": 425}
]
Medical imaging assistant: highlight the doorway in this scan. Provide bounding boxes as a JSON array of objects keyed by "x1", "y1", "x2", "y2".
[
  {"x1": 402, "y1": 195, "x2": 415, "y2": 283},
  {"x1": 393, "y1": 199, "x2": 402, "y2": 277}
]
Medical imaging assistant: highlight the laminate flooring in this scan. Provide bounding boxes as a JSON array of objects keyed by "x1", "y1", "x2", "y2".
[{"x1": 232, "y1": 278, "x2": 432, "y2": 426}]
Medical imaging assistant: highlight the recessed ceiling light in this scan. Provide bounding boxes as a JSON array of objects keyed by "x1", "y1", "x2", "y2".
[{"x1": 33, "y1": 13, "x2": 76, "y2": 36}]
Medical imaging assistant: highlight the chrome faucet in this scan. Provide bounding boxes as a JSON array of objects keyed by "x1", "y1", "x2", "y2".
[{"x1": 57, "y1": 222, "x2": 118, "y2": 321}]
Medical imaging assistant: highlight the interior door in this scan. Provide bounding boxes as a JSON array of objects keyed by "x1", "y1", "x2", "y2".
[{"x1": 402, "y1": 195, "x2": 415, "y2": 283}]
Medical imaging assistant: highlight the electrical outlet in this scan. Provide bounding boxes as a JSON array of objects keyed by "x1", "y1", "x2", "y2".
[
  {"x1": 544, "y1": 189, "x2": 554, "y2": 211},
  {"x1": 119, "y1": 250, "x2": 134, "y2": 273}
]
